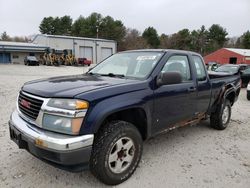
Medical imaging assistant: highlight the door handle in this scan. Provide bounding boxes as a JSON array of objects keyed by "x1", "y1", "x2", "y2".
[{"x1": 188, "y1": 87, "x2": 197, "y2": 92}]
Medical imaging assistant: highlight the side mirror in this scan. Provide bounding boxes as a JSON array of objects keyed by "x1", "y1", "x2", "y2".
[{"x1": 157, "y1": 71, "x2": 182, "y2": 86}]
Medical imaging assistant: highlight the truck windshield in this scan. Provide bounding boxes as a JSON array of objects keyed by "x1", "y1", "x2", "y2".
[
  {"x1": 27, "y1": 56, "x2": 37, "y2": 61},
  {"x1": 88, "y1": 52, "x2": 164, "y2": 79}
]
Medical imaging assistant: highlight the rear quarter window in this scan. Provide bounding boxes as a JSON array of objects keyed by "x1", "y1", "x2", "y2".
[{"x1": 193, "y1": 55, "x2": 207, "y2": 81}]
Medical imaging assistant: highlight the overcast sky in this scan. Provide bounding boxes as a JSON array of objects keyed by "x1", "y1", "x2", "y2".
[{"x1": 0, "y1": 0, "x2": 249, "y2": 37}]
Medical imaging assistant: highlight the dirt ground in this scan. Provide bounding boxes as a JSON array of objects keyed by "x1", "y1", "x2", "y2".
[{"x1": 0, "y1": 64, "x2": 250, "y2": 188}]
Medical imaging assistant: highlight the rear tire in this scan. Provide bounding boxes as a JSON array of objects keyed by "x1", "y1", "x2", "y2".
[
  {"x1": 210, "y1": 99, "x2": 231, "y2": 130},
  {"x1": 90, "y1": 121, "x2": 143, "y2": 185}
]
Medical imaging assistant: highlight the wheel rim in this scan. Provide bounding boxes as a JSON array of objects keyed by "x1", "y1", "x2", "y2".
[
  {"x1": 108, "y1": 137, "x2": 135, "y2": 174},
  {"x1": 222, "y1": 105, "x2": 230, "y2": 124}
]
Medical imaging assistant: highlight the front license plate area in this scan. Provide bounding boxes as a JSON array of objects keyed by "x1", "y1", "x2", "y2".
[{"x1": 10, "y1": 127, "x2": 27, "y2": 149}]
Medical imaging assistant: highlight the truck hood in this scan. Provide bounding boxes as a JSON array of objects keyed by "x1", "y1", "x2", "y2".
[{"x1": 22, "y1": 74, "x2": 139, "y2": 98}]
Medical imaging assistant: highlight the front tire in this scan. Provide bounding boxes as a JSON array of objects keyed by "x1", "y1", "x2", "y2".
[
  {"x1": 210, "y1": 99, "x2": 231, "y2": 130},
  {"x1": 90, "y1": 121, "x2": 143, "y2": 185}
]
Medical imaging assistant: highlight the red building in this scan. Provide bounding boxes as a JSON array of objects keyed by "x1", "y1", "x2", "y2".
[{"x1": 204, "y1": 48, "x2": 250, "y2": 65}]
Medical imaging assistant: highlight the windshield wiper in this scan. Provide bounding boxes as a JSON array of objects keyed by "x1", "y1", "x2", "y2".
[
  {"x1": 100, "y1": 73, "x2": 125, "y2": 78},
  {"x1": 87, "y1": 72, "x2": 101, "y2": 76}
]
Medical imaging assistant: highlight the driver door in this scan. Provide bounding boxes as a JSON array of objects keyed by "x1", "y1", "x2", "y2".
[{"x1": 153, "y1": 54, "x2": 197, "y2": 133}]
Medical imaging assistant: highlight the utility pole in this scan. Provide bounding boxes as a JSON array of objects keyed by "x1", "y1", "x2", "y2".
[
  {"x1": 96, "y1": 25, "x2": 99, "y2": 39},
  {"x1": 96, "y1": 20, "x2": 102, "y2": 39}
]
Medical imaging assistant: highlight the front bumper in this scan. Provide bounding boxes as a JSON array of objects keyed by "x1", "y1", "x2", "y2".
[{"x1": 9, "y1": 110, "x2": 94, "y2": 171}]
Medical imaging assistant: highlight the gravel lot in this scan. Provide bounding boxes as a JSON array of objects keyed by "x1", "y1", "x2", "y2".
[{"x1": 0, "y1": 64, "x2": 250, "y2": 188}]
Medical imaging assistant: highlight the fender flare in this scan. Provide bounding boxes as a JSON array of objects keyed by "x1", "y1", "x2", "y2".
[
  {"x1": 211, "y1": 83, "x2": 236, "y2": 113},
  {"x1": 82, "y1": 97, "x2": 152, "y2": 138}
]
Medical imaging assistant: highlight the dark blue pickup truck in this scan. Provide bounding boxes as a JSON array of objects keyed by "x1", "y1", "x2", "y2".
[{"x1": 9, "y1": 49, "x2": 241, "y2": 185}]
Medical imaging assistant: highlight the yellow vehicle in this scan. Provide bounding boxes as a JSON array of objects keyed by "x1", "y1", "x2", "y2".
[
  {"x1": 43, "y1": 48, "x2": 61, "y2": 66},
  {"x1": 39, "y1": 54, "x2": 46, "y2": 65},
  {"x1": 40, "y1": 48, "x2": 75, "y2": 66},
  {"x1": 63, "y1": 49, "x2": 76, "y2": 66},
  {"x1": 58, "y1": 54, "x2": 65, "y2": 65},
  {"x1": 46, "y1": 53, "x2": 53, "y2": 66}
]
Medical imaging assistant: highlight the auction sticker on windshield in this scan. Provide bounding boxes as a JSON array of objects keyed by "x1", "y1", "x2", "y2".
[{"x1": 136, "y1": 56, "x2": 157, "y2": 61}]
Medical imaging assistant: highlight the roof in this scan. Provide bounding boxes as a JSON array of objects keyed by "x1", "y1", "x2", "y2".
[
  {"x1": 225, "y1": 48, "x2": 250, "y2": 56},
  {"x1": 0, "y1": 41, "x2": 47, "y2": 52},
  {"x1": 0, "y1": 41, "x2": 46, "y2": 48},
  {"x1": 32, "y1": 34, "x2": 117, "y2": 43},
  {"x1": 123, "y1": 49, "x2": 201, "y2": 55}
]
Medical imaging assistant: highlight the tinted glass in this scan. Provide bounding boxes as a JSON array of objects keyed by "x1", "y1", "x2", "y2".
[
  {"x1": 239, "y1": 66, "x2": 247, "y2": 71},
  {"x1": 243, "y1": 68, "x2": 250, "y2": 74}
]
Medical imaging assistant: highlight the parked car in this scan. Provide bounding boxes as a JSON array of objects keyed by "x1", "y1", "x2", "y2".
[
  {"x1": 247, "y1": 82, "x2": 250, "y2": 100},
  {"x1": 24, "y1": 56, "x2": 39, "y2": 66},
  {"x1": 241, "y1": 68, "x2": 250, "y2": 88},
  {"x1": 9, "y1": 49, "x2": 241, "y2": 185},
  {"x1": 77, "y1": 58, "x2": 91, "y2": 66},
  {"x1": 215, "y1": 64, "x2": 250, "y2": 87},
  {"x1": 214, "y1": 64, "x2": 250, "y2": 74}
]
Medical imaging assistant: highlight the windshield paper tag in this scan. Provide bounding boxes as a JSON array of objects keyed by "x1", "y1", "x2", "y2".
[{"x1": 136, "y1": 56, "x2": 157, "y2": 61}]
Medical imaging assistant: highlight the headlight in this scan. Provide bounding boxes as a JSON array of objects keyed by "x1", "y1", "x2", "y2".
[
  {"x1": 42, "y1": 99, "x2": 88, "y2": 135},
  {"x1": 43, "y1": 114, "x2": 83, "y2": 135},
  {"x1": 47, "y1": 99, "x2": 88, "y2": 110}
]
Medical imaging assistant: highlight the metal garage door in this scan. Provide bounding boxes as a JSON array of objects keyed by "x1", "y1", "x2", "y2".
[
  {"x1": 79, "y1": 47, "x2": 93, "y2": 61},
  {"x1": 101, "y1": 48, "x2": 112, "y2": 61},
  {"x1": 0, "y1": 53, "x2": 11, "y2": 63}
]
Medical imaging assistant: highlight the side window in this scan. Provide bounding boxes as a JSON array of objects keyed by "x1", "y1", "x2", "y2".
[
  {"x1": 193, "y1": 55, "x2": 207, "y2": 81},
  {"x1": 162, "y1": 55, "x2": 191, "y2": 82},
  {"x1": 239, "y1": 66, "x2": 246, "y2": 71}
]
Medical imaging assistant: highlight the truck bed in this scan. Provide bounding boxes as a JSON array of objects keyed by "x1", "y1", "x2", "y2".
[{"x1": 208, "y1": 71, "x2": 241, "y2": 113}]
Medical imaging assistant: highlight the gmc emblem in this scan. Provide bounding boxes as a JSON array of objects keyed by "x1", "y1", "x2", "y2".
[{"x1": 20, "y1": 99, "x2": 31, "y2": 109}]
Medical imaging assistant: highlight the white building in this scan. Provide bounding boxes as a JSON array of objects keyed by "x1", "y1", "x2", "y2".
[
  {"x1": 0, "y1": 41, "x2": 46, "y2": 64},
  {"x1": 0, "y1": 34, "x2": 117, "y2": 64},
  {"x1": 32, "y1": 34, "x2": 117, "y2": 64}
]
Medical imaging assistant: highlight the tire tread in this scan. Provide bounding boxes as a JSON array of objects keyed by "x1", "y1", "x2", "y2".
[
  {"x1": 90, "y1": 121, "x2": 142, "y2": 185},
  {"x1": 210, "y1": 99, "x2": 231, "y2": 130}
]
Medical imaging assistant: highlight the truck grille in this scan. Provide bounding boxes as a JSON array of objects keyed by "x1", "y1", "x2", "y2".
[{"x1": 18, "y1": 92, "x2": 43, "y2": 120}]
